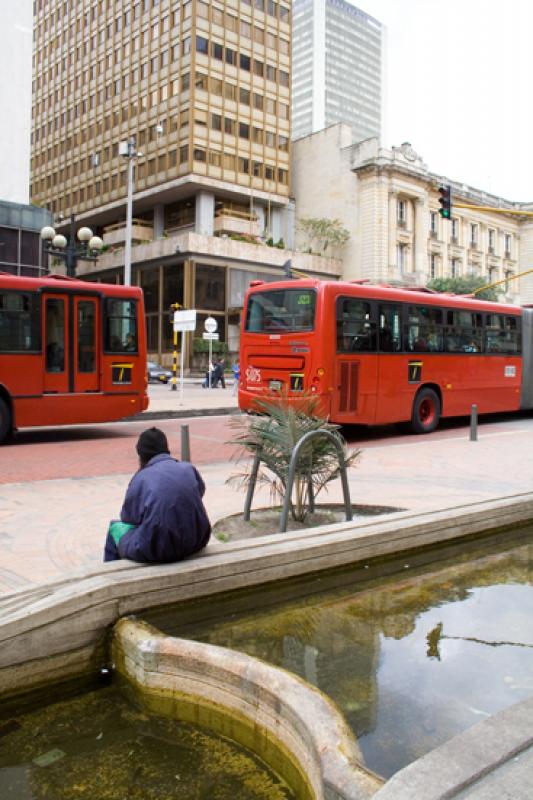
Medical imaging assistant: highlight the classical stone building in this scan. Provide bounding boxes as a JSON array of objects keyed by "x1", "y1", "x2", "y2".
[
  {"x1": 31, "y1": 0, "x2": 339, "y2": 363},
  {"x1": 292, "y1": 124, "x2": 533, "y2": 304}
]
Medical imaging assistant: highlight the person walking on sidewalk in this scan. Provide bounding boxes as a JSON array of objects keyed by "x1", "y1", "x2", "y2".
[
  {"x1": 232, "y1": 358, "x2": 240, "y2": 395},
  {"x1": 211, "y1": 357, "x2": 226, "y2": 388},
  {"x1": 103, "y1": 427, "x2": 211, "y2": 563}
]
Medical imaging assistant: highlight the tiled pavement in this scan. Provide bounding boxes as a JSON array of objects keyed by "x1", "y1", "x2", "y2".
[{"x1": 1, "y1": 382, "x2": 533, "y2": 594}]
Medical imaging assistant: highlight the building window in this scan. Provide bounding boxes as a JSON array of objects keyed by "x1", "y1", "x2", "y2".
[
  {"x1": 239, "y1": 53, "x2": 251, "y2": 71},
  {"x1": 211, "y1": 41, "x2": 223, "y2": 60},
  {"x1": 397, "y1": 244, "x2": 407, "y2": 273},
  {"x1": 430, "y1": 253, "x2": 437, "y2": 279},
  {"x1": 470, "y1": 224, "x2": 478, "y2": 248},
  {"x1": 195, "y1": 264, "x2": 226, "y2": 311},
  {"x1": 430, "y1": 212, "x2": 437, "y2": 235},
  {"x1": 451, "y1": 258, "x2": 459, "y2": 278},
  {"x1": 488, "y1": 228, "x2": 496, "y2": 251},
  {"x1": 504, "y1": 233, "x2": 512, "y2": 257},
  {"x1": 451, "y1": 218, "x2": 458, "y2": 240},
  {"x1": 196, "y1": 36, "x2": 209, "y2": 55},
  {"x1": 397, "y1": 199, "x2": 406, "y2": 225}
]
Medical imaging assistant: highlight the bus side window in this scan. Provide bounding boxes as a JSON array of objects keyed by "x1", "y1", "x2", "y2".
[
  {"x1": 336, "y1": 297, "x2": 375, "y2": 352},
  {"x1": 105, "y1": 299, "x2": 138, "y2": 352},
  {"x1": 378, "y1": 305, "x2": 400, "y2": 352}
]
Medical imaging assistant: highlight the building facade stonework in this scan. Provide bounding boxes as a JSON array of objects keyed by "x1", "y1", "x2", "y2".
[{"x1": 292, "y1": 125, "x2": 533, "y2": 304}]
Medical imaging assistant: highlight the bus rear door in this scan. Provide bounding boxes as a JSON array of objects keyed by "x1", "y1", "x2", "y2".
[{"x1": 331, "y1": 295, "x2": 378, "y2": 424}]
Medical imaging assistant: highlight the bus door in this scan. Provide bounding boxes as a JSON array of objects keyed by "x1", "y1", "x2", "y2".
[
  {"x1": 42, "y1": 293, "x2": 100, "y2": 394},
  {"x1": 375, "y1": 303, "x2": 405, "y2": 423},
  {"x1": 332, "y1": 297, "x2": 379, "y2": 424}
]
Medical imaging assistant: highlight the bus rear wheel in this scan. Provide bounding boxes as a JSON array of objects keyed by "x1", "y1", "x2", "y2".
[
  {"x1": 411, "y1": 388, "x2": 440, "y2": 434},
  {"x1": 0, "y1": 397, "x2": 12, "y2": 444}
]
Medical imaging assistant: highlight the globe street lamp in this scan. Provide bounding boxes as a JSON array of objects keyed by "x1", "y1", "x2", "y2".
[{"x1": 40, "y1": 215, "x2": 103, "y2": 277}]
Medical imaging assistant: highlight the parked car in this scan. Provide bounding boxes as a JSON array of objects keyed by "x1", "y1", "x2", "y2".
[{"x1": 147, "y1": 361, "x2": 173, "y2": 384}]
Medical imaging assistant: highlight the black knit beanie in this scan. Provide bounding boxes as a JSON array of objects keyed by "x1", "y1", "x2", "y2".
[{"x1": 136, "y1": 427, "x2": 170, "y2": 463}]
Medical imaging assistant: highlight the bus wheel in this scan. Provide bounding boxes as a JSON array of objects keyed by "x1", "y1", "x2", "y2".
[
  {"x1": 411, "y1": 388, "x2": 440, "y2": 434},
  {"x1": 0, "y1": 397, "x2": 12, "y2": 444}
]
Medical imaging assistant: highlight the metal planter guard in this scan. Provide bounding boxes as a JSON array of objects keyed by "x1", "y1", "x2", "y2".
[{"x1": 243, "y1": 429, "x2": 353, "y2": 533}]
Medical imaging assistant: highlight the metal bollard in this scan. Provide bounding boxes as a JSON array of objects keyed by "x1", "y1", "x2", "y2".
[
  {"x1": 470, "y1": 404, "x2": 478, "y2": 441},
  {"x1": 181, "y1": 424, "x2": 191, "y2": 461}
]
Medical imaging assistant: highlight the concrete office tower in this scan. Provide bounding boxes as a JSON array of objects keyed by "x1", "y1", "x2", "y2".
[
  {"x1": 292, "y1": 0, "x2": 383, "y2": 142},
  {"x1": 31, "y1": 0, "x2": 291, "y2": 221},
  {"x1": 0, "y1": 0, "x2": 33, "y2": 203},
  {"x1": 31, "y1": 0, "x2": 325, "y2": 362}
]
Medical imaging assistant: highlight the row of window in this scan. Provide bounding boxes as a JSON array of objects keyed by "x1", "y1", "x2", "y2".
[
  {"x1": 192, "y1": 35, "x2": 290, "y2": 87},
  {"x1": 396, "y1": 245, "x2": 515, "y2": 282},
  {"x1": 396, "y1": 201, "x2": 514, "y2": 255},
  {"x1": 194, "y1": 71, "x2": 290, "y2": 117},
  {"x1": 336, "y1": 298, "x2": 521, "y2": 355},
  {"x1": 34, "y1": 147, "x2": 288, "y2": 204},
  {"x1": 34, "y1": 102, "x2": 288, "y2": 186},
  {"x1": 0, "y1": 290, "x2": 138, "y2": 355},
  {"x1": 35, "y1": 0, "x2": 289, "y2": 44},
  {"x1": 33, "y1": 64, "x2": 290, "y2": 153}
]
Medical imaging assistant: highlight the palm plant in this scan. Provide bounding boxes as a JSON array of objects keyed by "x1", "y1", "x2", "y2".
[{"x1": 228, "y1": 394, "x2": 360, "y2": 522}]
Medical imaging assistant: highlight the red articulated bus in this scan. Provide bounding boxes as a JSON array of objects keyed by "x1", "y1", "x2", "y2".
[
  {"x1": 238, "y1": 278, "x2": 533, "y2": 433},
  {"x1": 0, "y1": 272, "x2": 149, "y2": 443}
]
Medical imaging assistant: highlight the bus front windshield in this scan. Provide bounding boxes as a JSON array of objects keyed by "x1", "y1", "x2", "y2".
[{"x1": 245, "y1": 289, "x2": 316, "y2": 333}]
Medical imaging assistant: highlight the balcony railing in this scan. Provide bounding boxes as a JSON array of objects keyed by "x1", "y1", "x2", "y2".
[
  {"x1": 103, "y1": 219, "x2": 153, "y2": 246},
  {"x1": 214, "y1": 210, "x2": 261, "y2": 238}
]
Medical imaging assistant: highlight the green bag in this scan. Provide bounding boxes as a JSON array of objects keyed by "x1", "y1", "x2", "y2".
[{"x1": 109, "y1": 521, "x2": 135, "y2": 546}]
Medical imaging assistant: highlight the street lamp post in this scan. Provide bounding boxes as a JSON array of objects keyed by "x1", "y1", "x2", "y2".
[
  {"x1": 40, "y1": 215, "x2": 103, "y2": 277},
  {"x1": 119, "y1": 137, "x2": 143, "y2": 286}
]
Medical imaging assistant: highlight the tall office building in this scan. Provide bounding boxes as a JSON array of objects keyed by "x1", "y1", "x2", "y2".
[
  {"x1": 30, "y1": 0, "x2": 306, "y2": 361},
  {"x1": 31, "y1": 0, "x2": 291, "y2": 220},
  {"x1": 291, "y1": 0, "x2": 383, "y2": 142}
]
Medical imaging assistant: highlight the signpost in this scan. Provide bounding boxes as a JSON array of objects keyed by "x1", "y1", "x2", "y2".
[
  {"x1": 203, "y1": 316, "x2": 218, "y2": 388},
  {"x1": 172, "y1": 309, "x2": 197, "y2": 401}
]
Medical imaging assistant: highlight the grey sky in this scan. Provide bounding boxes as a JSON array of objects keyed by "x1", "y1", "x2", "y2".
[{"x1": 358, "y1": 0, "x2": 532, "y2": 201}]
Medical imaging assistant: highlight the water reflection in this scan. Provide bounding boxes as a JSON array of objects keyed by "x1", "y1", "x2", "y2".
[{"x1": 151, "y1": 532, "x2": 533, "y2": 778}]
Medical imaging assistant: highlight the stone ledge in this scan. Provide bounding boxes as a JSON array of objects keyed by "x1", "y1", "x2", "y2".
[
  {"x1": 1, "y1": 493, "x2": 532, "y2": 697},
  {"x1": 112, "y1": 618, "x2": 384, "y2": 800},
  {"x1": 373, "y1": 696, "x2": 533, "y2": 799}
]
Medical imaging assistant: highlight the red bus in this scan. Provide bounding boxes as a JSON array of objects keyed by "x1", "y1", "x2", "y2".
[
  {"x1": 239, "y1": 278, "x2": 532, "y2": 433},
  {"x1": 0, "y1": 272, "x2": 148, "y2": 442}
]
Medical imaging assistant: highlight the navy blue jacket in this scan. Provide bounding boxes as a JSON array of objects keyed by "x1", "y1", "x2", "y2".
[{"x1": 117, "y1": 454, "x2": 211, "y2": 563}]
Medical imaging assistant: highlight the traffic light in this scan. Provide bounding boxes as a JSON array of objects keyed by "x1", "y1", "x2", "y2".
[
  {"x1": 168, "y1": 302, "x2": 181, "y2": 324},
  {"x1": 438, "y1": 185, "x2": 452, "y2": 219}
]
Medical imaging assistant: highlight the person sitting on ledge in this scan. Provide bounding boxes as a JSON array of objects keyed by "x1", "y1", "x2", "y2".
[{"x1": 104, "y1": 427, "x2": 211, "y2": 563}]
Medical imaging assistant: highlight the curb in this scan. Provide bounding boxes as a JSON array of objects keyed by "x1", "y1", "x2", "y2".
[{"x1": 130, "y1": 407, "x2": 242, "y2": 421}]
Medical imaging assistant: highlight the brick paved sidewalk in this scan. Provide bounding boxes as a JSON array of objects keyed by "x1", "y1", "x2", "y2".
[{"x1": 1, "y1": 417, "x2": 533, "y2": 594}]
